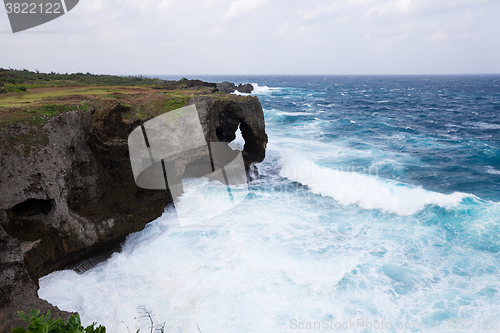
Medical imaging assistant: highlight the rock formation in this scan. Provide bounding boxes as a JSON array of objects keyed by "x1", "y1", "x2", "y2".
[
  {"x1": 0, "y1": 94, "x2": 267, "y2": 332},
  {"x1": 216, "y1": 82, "x2": 254, "y2": 94},
  {"x1": 155, "y1": 78, "x2": 218, "y2": 91}
]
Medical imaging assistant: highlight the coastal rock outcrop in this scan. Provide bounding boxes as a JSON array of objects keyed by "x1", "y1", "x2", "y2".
[
  {"x1": 0, "y1": 94, "x2": 267, "y2": 332},
  {"x1": 193, "y1": 96, "x2": 266, "y2": 169},
  {"x1": 216, "y1": 82, "x2": 254, "y2": 94},
  {"x1": 155, "y1": 78, "x2": 218, "y2": 91},
  {"x1": 235, "y1": 83, "x2": 254, "y2": 93}
]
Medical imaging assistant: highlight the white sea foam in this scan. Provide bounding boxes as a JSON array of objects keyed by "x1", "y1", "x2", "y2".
[
  {"x1": 38, "y1": 170, "x2": 499, "y2": 333},
  {"x1": 38, "y1": 191, "x2": 363, "y2": 333},
  {"x1": 172, "y1": 177, "x2": 248, "y2": 227},
  {"x1": 279, "y1": 152, "x2": 473, "y2": 216},
  {"x1": 369, "y1": 158, "x2": 405, "y2": 172},
  {"x1": 275, "y1": 111, "x2": 312, "y2": 117},
  {"x1": 37, "y1": 153, "x2": 499, "y2": 333},
  {"x1": 391, "y1": 133, "x2": 405, "y2": 140},
  {"x1": 232, "y1": 83, "x2": 281, "y2": 96},
  {"x1": 486, "y1": 166, "x2": 500, "y2": 175},
  {"x1": 228, "y1": 124, "x2": 245, "y2": 151},
  {"x1": 465, "y1": 122, "x2": 500, "y2": 130},
  {"x1": 251, "y1": 83, "x2": 280, "y2": 94}
]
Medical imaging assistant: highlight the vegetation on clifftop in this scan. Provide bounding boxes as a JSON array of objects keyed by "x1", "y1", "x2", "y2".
[
  {"x1": 12, "y1": 309, "x2": 105, "y2": 333},
  {"x1": 0, "y1": 69, "x2": 253, "y2": 151}
]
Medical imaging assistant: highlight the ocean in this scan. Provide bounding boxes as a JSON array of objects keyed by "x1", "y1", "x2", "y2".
[{"x1": 38, "y1": 75, "x2": 500, "y2": 332}]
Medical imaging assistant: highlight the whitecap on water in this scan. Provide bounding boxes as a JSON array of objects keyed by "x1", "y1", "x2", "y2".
[{"x1": 279, "y1": 152, "x2": 474, "y2": 216}]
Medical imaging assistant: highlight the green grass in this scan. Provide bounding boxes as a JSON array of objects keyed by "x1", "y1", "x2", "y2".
[
  {"x1": 101, "y1": 94, "x2": 121, "y2": 99},
  {"x1": 1, "y1": 83, "x2": 27, "y2": 93},
  {"x1": 137, "y1": 106, "x2": 146, "y2": 119},
  {"x1": 164, "y1": 94, "x2": 191, "y2": 112},
  {"x1": 1, "y1": 103, "x2": 91, "y2": 127},
  {"x1": 0, "y1": 87, "x2": 139, "y2": 108}
]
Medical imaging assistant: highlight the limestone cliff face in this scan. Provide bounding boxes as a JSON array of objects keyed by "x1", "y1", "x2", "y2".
[{"x1": 0, "y1": 95, "x2": 267, "y2": 332}]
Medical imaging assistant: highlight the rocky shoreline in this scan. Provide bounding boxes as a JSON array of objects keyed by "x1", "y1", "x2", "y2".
[{"x1": 0, "y1": 84, "x2": 267, "y2": 332}]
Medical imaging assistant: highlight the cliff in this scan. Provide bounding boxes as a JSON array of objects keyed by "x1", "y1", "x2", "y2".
[{"x1": 0, "y1": 86, "x2": 267, "y2": 332}]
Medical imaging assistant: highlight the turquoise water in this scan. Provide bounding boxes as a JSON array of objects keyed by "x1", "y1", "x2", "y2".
[{"x1": 39, "y1": 76, "x2": 500, "y2": 332}]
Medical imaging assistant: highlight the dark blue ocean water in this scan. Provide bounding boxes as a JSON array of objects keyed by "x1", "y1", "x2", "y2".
[{"x1": 39, "y1": 76, "x2": 500, "y2": 332}]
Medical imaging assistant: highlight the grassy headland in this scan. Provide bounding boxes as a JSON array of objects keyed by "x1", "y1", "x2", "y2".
[{"x1": 0, "y1": 68, "x2": 245, "y2": 128}]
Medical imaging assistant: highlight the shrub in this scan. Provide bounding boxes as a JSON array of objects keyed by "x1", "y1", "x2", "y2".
[
  {"x1": 12, "y1": 309, "x2": 106, "y2": 333},
  {"x1": 1, "y1": 84, "x2": 27, "y2": 93}
]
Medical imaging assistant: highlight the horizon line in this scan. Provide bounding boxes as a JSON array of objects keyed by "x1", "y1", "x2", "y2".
[{"x1": 143, "y1": 73, "x2": 500, "y2": 78}]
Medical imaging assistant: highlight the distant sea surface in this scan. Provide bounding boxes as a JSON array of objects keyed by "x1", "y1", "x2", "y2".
[{"x1": 39, "y1": 75, "x2": 500, "y2": 332}]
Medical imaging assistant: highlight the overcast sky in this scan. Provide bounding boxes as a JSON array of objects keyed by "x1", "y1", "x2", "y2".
[{"x1": 1, "y1": 0, "x2": 500, "y2": 75}]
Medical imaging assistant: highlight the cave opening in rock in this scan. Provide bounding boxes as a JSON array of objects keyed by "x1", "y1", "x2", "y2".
[
  {"x1": 11, "y1": 198, "x2": 54, "y2": 217},
  {"x1": 228, "y1": 124, "x2": 245, "y2": 151}
]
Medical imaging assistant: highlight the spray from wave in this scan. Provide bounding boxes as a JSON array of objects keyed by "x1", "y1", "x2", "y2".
[
  {"x1": 232, "y1": 83, "x2": 282, "y2": 96},
  {"x1": 279, "y1": 152, "x2": 475, "y2": 216}
]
